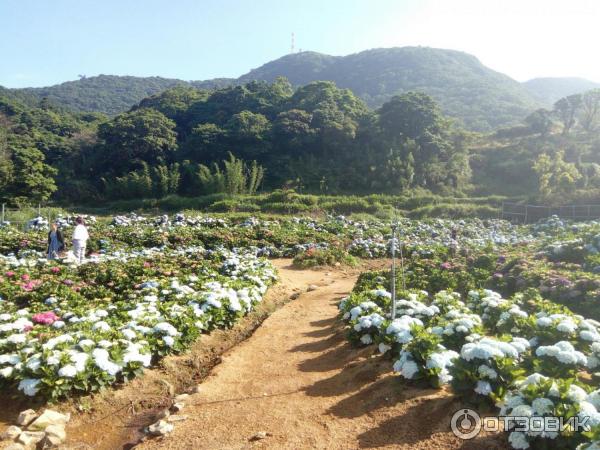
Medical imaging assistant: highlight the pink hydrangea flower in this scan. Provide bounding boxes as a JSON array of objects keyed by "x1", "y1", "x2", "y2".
[{"x1": 32, "y1": 311, "x2": 60, "y2": 325}]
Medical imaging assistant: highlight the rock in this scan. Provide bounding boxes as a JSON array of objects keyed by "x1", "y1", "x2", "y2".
[
  {"x1": 250, "y1": 431, "x2": 269, "y2": 441},
  {"x1": 17, "y1": 431, "x2": 45, "y2": 447},
  {"x1": 28, "y1": 410, "x2": 70, "y2": 431},
  {"x1": 1, "y1": 426, "x2": 22, "y2": 441},
  {"x1": 307, "y1": 284, "x2": 318, "y2": 292},
  {"x1": 2, "y1": 443, "x2": 25, "y2": 450},
  {"x1": 44, "y1": 424, "x2": 66, "y2": 443},
  {"x1": 174, "y1": 393, "x2": 189, "y2": 402},
  {"x1": 191, "y1": 385, "x2": 202, "y2": 394},
  {"x1": 171, "y1": 402, "x2": 185, "y2": 412},
  {"x1": 147, "y1": 420, "x2": 174, "y2": 436},
  {"x1": 39, "y1": 434, "x2": 64, "y2": 449},
  {"x1": 166, "y1": 415, "x2": 188, "y2": 423},
  {"x1": 16, "y1": 410, "x2": 37, "y2": 427}
]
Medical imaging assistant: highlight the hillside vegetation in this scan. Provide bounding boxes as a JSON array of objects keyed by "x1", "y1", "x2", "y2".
[
  {"x1": 17, "y1": 75, "x2": 189, "y2": 116},
  {"x1": 1, "y1": 73, "x2": 600, "y2": 211},
  {"x1": 523, "y1": 77, "x2": 600, "y2": 105},
  {"x1": 3, "y1": 47, "x2": 548, "y2": 131}
]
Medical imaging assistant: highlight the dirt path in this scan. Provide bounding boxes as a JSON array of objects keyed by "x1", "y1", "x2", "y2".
[
  {"x1": 136, "y1": 260, "x2": 506, "y2": 450},
  {"x1": 1, "y1": 260, "x2": 507, "y2": 449}
]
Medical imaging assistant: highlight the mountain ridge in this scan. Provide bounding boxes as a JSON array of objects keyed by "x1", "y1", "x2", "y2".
[{"x1": 3, "y1": 46, "x2": 598, "y2": 130}]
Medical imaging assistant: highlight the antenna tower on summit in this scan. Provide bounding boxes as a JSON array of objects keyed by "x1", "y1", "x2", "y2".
[{"x1": 291, "y1": 32, "x2": 295, "y2": 53}]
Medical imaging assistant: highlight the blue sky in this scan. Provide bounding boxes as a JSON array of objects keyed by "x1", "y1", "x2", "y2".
[{"x1": 1, "y1": 0, "x2": 599, "y2": 88}]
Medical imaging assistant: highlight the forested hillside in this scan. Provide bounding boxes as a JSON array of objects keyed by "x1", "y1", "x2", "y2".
[
  {"x1": 17, "y1": 75, "x2": 190, "y2": 116},
  {"x1": 523, "y1": 77, "x2": 600, "y2": 105},
  {"x1": 238, "y1": 47, "x2": 540, "y2": 131},
  {"x1": 4, "y1": 47, "x2": 547, "y2": 131},
  {"x1": 0, "y1": 78, "x2": 472, "y2": 204},
  {"x1": 2, "y1": 75, "x2": 600, "y2": 207}
]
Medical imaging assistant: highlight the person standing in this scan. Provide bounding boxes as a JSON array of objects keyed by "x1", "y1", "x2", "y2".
[
  {"x1": 47, "y1": 222, "x2": 65, "y2": 260},
  {"x1": 72, "y1": 217, "x2": 89, "y2": 264}
]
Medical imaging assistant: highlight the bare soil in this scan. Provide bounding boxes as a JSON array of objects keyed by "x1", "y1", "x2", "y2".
[{"x1": 0, "y1": 259, "x2": 508, "y2": 449}]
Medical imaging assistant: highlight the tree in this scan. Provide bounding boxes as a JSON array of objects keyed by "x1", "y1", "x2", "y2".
[
  {"x1": 225, "y1": 111, "x2": 272, "y2": 160},
  {"x1": 226, "y1": 111, "x2": 271, "y2": 141},
  {"x1": 533, "y1": 150, "x2": 581, "y2": 200},
  {"x1": 581, "y1": 89, "x2": 600, "y2": 132},
  {"x1": 196, "y1": 153, "x2": 264, "y2": 195},
  {"x1": 9, "y1": 147, "x2": 57, "y2": 204},
  {"x1": 378, "y1": 92, "x2": 443, "y2": 140},
  {"x1": 554, "y1": 94, "x2": 582, "y2": 135},
  {"x1": 375, "y1": 92, "x2": 469, "y2": 191},
  {"x1": 525, "y1": 109, "x2": 554, "y2": 136},
  {"x1": 97, "y1": 109, "x2": 177, "y2": 174}
]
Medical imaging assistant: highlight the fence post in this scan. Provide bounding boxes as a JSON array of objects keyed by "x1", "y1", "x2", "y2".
[
  {"x1": 1, "y1": 203, "x2": 4, "y2": 224},
  {"x1": 588, "y1": 205, "x2": 592, "y2": 220},
  {"x1": 524, "y1": 205, "x2": 528, "y2": 224}
]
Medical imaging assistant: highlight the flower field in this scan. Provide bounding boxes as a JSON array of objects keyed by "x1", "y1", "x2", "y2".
[
  {"x1": 339, "y1": 216, "x2": 600, "y2": 449},
  {"x1": 0, "y1": 216, "x2": 278, "y2": 400},
  {"x1": 6, "y1": 211, "x2": 600, "y2": 447}
]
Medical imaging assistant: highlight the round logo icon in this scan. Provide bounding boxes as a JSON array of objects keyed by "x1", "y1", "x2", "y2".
[{"x1": 450, "y1": 408, "x2": 481, "y2": 440}]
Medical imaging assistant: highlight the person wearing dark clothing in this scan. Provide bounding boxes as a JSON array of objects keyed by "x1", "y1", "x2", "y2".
[{"x1": 47, "y1": 222, "x2": 65, "y2": 260}]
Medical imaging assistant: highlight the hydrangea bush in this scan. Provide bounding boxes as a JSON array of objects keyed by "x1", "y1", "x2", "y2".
[{"x1": 0, "y1": 248, "x2": 276, "y2": 400}]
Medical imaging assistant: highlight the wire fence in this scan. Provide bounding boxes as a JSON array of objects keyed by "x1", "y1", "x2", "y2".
[
  {"x1": 501, "y1": 202, "x2": 600, "y2": 224},
  {"x1": 0, "y1": 203, "x2": 64, "y2": 231}
]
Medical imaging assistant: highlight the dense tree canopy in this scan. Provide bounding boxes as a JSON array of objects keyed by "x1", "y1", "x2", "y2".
[{"x1": 4, "y1": 76, "x2": 600, "y2": 206}]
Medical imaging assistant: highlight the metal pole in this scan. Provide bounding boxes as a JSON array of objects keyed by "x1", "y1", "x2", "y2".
[
  {"x1": 524, "y1": 205, "x2": 528, "y2": 224},
  {"x1": 390, "y1": 224, "x2": 397, "y2": 320},
  {"x1": 399, "y1": 229, "x2": 406, "y2": 292}
]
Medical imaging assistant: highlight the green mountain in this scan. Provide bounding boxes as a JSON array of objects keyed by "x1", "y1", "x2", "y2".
[
  {"x1": 17, "y1": 75, "x2": 191, "y2": 116},
  {"x1": 523, "y1": 77, "x2": 600, "y2": 105},
  {"x1": 5, "y1": 47, "x2": 545, "y2": 130},
  {"x1": 238, "y1": 47, "x2": 540, "y2": 130}
]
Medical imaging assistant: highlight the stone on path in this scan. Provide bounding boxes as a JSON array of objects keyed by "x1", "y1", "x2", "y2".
[
  {"x1": 44, "y1": 424, "x2": 66, "y2": 443},
  {"x1": 1, "y1": 425, "x2": 22, "y2": 441},
  {"x1": 17, "y1": 431, "x2": 45, "y2": 447},
  {"x1": 250, "y1": 431, "x2": 269, "y2": 441},
  {"x1": 147, "y1": 420, "x2": 174, "y2": 436},
  {"x1": 28, "y1": 410, "x2": 70, "y2": 431},
  {"x1": 171, "y1": 402, "x2": 185, "y2": 412},
  {"x1": 16, "y1": 410, "x2": 37, "y2": 427}
]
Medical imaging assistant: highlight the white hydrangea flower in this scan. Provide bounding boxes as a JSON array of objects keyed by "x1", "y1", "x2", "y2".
[
  {"x1": 477, "y1": 364, "x2": 498, "y2": 380},
  {"x1": 58, "y1": 365, "x2": 78, "y2": 378},
  {"x1": 18, "y1": 378, "x2": 41, "y2": 396},
  {"x1": 531, "y1": 397, "x2": 554, "y2": 415},
  {"x1": 474, "y1": 380, "x2": 493, "y2": 396},
  {"x1": 508, "y1": 431, "x2": 530, "y2": 449}
]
